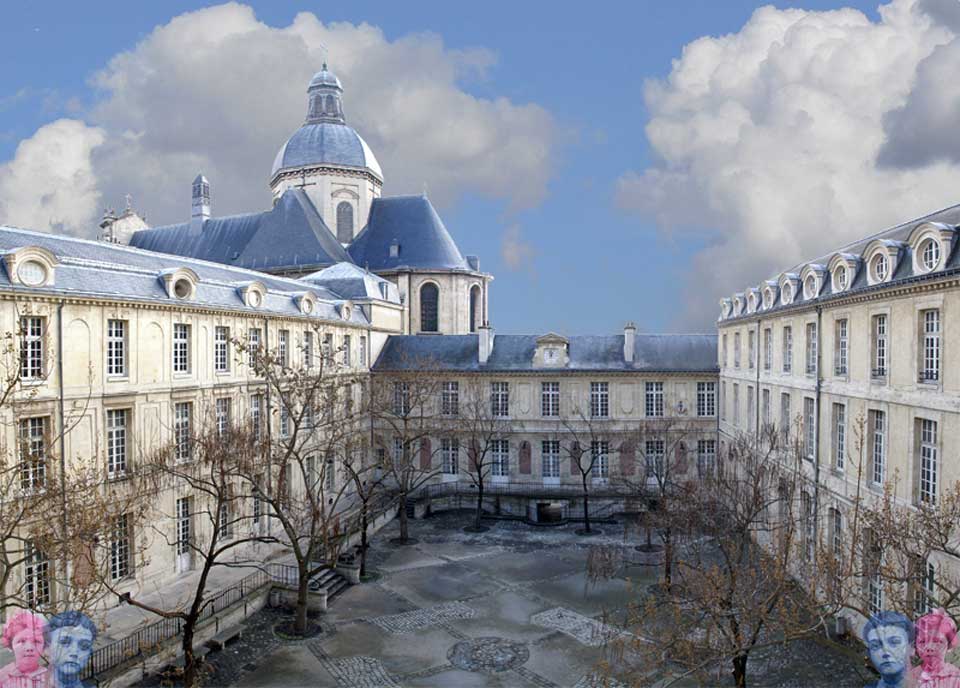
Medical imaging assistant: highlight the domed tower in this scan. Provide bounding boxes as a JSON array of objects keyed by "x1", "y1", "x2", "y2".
[{"x1": 270, "y1": 64, "x2": 383, "y2": 245}]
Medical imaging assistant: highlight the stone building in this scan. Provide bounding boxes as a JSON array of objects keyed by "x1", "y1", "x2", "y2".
[{"x1": 717, "y1": 202, "x2": 960, "y2": 625}]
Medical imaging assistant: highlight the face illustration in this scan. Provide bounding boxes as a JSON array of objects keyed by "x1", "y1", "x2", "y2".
[
  {"x1": 49, "y1": 626, "x2": 94, "y2": 677},
  {"x1": 11, "y1": 628, "x2": 43, "y2": 671},
  {"x1": 916, "y1": 627, "x2": 949, "y2": 665},
  {"x1": 867, "y1": 625, "x2": 911, "y2": 677}
]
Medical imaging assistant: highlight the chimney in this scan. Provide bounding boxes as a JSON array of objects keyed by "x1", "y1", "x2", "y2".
[
  {"x1": 191, "y1": 173, "x2": 211, "y2": 229},
  {"x1": 623, "y1": 321, "x2": 636, "y2": 363},
  {"x1": 478, "y1": 322, "x2": 495, "y2": 365}
]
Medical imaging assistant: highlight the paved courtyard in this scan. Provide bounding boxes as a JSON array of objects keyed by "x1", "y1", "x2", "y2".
[{"x1": 195, "y1": 511, "x2": 871, "y2": 687}]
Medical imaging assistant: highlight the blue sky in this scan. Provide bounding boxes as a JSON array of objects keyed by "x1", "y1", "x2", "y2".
[{"x1": 7, "y1": 1, "x2": 959, "y2": 336}]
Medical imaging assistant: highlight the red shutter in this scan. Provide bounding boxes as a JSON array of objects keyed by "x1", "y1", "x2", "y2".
[
  {"x1": 570, "y1": 442, "x2": 581, "y2": 475},
  {"x1": 420, "y1": 437, "x2": 432, "y2": 470},
  {"x1": 675, "y1": 442, "x2": 688, "y2": 475},
  {"x1": 519, "y1": 441, "x2": 531, "y2": 474},
  {"x1": 619, "y1": 441, "x2": 635, "y2": 476}
]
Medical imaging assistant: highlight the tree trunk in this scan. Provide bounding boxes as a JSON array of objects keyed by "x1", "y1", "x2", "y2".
[
  {"x1": 182, "y1": 615, "x2": 198, "y2": 687},
  {"x1": 294, "y1": 561, "x2": 310, "y2": 634},
  {"x1": 582, "y1": 474, "x2": 591, "y2": 533},
  {"x1": 732, "y1": 652, "x2": 748, "y2": 688},
  {"x1": 399, "y1": 492, "x2": 409, "y2": 541},
  {"x1": 360, "y1": 504, "x2": 369, "y2": 578},
  {"x1": 663, "y1": 525, "x2": 673, "y2": 588},
  {"x1": 475, "y1": 476, "x2": 485, "y2": 530}
]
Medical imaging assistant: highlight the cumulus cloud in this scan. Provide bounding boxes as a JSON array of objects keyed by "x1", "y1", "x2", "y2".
[
  {"x1": 617, "y1": 0, "x2": 960, "y2": 327},
  {"x1": 500, "y1": 223, "x2": 536, "y2": 271},
  {"x1": 0, "y1": 3, "x2": 556, "y2": 235}
]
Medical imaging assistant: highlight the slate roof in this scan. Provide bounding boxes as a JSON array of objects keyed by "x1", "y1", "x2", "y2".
[
  {"x1": 129, "y1": 189, "x2": 352, "y2": 273},
  {"x1": 349, "y1": 196, "x2": 473, "y2": 272},
  {"x1": 271, "y1": 122, "x2": 382, "y2": 181},
  {"x1": 0, "y1": 225, "x2": 369, "y2": 326},
  {"x1": 372, "y1": 334, "x2": 718, "y2": 373},
  {"x1": 302, "y1": 262, "x2": 401, "y2": 303}
]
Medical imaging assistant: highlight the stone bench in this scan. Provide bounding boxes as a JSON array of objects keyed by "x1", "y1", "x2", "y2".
[{"x1": 206, "y1": 625, "x2": 244, "y2": 652}]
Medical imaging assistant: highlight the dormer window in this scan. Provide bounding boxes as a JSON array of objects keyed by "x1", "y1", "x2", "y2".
[
  {"x1": 389, "y1": 242, "x2": 400, "y2": 258},
  {"x1": 781, "y1": 282, "x2": 793, "y2": 305},
  {"x1": 174, "y1": 278, "x2": 193, "y2": 299},
  {"x1": 873, "y1": 253, "x2": 888, "y2": 281},
  {"x1": 803, "y1": 275, "x2": 816, "y2": 299},
  {"x1": 835, "y1": 266, "x2": 847, "y2": 291},
  {"x1": 235, "y1": 281, "x2": 266, "y2": 309},
  {"x1": 3, "y1": 246, "x2": 59, "y2": 288},
  {"x1": 921, "y1": 238, "x2": 941, "y2": 272},
  {"x1": 159, "y1": 268, "x2": 199, "y2": 301},
  {"x1": 909, "y1": 222, "x2": 955, "y2": 276},
  {"x1": 294, "y1": 292, "x2": 316, "y2": 315},
  {"x1": 17, "y1": 261, "x2": 48, "y2": 287},
  {"x1": 341, "y1": 302, "x2": 353, "y2": 321}
]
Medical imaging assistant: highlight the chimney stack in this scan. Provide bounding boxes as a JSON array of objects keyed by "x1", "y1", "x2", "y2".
[
  {"x1": 478, "y1": 322, "x2": 495, "y2": 364},
  {"x1": 623, "y1": 321, "x2": 636, "y2": 363},
  {"x1": 191, "y1": 173, "x2": 210, "y2": 229}
]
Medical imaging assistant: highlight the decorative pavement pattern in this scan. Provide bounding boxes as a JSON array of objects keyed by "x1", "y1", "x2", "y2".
[
  {"x1": 368, "y1": 600, "x2": 477, "y2": 634},
  {"x1": 531, "y1": 607, "x2": 626, "y2": 647},
  {"x1": 572, "y1": 674, "x2": 629, "y2": 688},
  {"x1": 446, "y1": 636, "x2": 531, "y2": 673}
]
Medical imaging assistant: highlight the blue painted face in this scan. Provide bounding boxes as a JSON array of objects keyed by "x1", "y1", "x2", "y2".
[
  {"x1": 49, "y1": 626, "x2": 94, "y2": 676},
  {"x1": 866, "y1": 625, "x2": 910, "y2": 677}
]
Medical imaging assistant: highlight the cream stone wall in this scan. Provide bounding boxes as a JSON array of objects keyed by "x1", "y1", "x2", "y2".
[
  {"x1": 270, "y1": 167, "x2": 382, "y2": 242},
  {"x1": 390, "y1": 271, "x2": 491, "y2": 335}
]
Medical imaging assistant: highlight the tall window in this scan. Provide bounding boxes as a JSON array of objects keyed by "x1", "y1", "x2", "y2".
[
  {"x1": 915, "y1": 559, "x2": 936, "y2": 617},
  {"x1": 645, "y1": 382, "x2": 664, "y2": 418},
  {"x1": 805, "y1": 322, "x2": 817, "y2": 375},
  {"x1": 833, "y1": 403, "x2": 846, "y2": 471},
  {"x1": 491, "y1": 382, "x2": 509, "y2": 417},
  {"x1": 322, "y1": 333, "x2": 333, "y2": 362},
  {"x1": 217, "y1": 502, "x2": 231, "y2": 539},
  {"x1": 733, "y1": 384, "x2": 740, "y2": 426},
  {"x1": 803, "y1": 397, "x2": 815, "y2": 460},
  {"x1": 420, "y1": 283, "x2": 439, "y2": 332},
  {"x1": 441, "y1": 381, "x2": 459, "y2": 416},
  {"x1": 780, "y1": 393, "x2": 791, "y2": 444},
  {"x1": 250, "y1": 394, "x2": 263, "y2": 441},
  {"x1": 865, "y1": 529, "x2": 883, "y2": 615},
  {"x1": 441, "y1": 438, "x2": 459, "y2": 474},
  {"x1": 720, "y1": 382, "x2": 726, "y2": 421},
  {"x1": 590, "y1": 382, "x2": 609, "y2": 418},
  {"x1": 176, "y1": 496, "x2": 192, "y2": 559},
  {"x1": 303, "y1": 331, "x2": 314, "y2": 368},
  {"x1": 214, "y1": 326, "x2": 230, "y2": 373},
  {"x1": 782, "y1": 326, "x2": 793, "y2": 373},
  {"x1": 591, "y1": 441, "x2": 609, "y2": 479},
  {"x1": 359, "y1": 336, "x2": 367, "y2": 367},
  {"x1": 762, "y1": 388, "x2": 771, "y2": 429},
  {"x1": 248, "y1": 328, "x2": 261, "y2": 368},
  {"x1": 542, "y1": 440, "x2": 560, "y2": 479},
  {"x1": 763, "y1": 328, "x2": 772, "y2": 371},
  {"x1": 870, "y1": 410, "x2": 886, "y2": 485},
  {"x1": 748, "y1": 330, "x2": 755, "y2": 370},
  {"x1": 173, "y1": 323, "x2": 190, "y2": 374},
  {"x1": 734, "y1": 333, "x2": 741, "y2": 369},
  {"x1": 19, "y1": 316, "x2": 44, "y2": 380},
  {"x1": 834, "y1": 319, "x2": 848, "y2": 375},
  {"x1": 918, "y1": 419, "x2": 938, "y2": 504},
  {"x1": 830, "y1": 508, "x2": 843, "y2": 559},
  {"x1": 697, "y1": 382, "x2": 716, "y2": 417},
  {"x1": 645, "y1": 440, "x2": 665, "y2": 479},
  {"x1": 920, "y1": 309, "x2": 941, "y2": 383},
  {"x1": 336, "y1": 201, "x2": 354, "y2": 243},
  {"x1": 107, "y1": 409, "x2": 128, "y2": 478},
  {"x1": 747, "y1": 386, "x2": 756, "y2": 432},
  {"x1": 541, "y1": 382, "x2": 560, "y2": 417},
  {"x1": 24, "y1": 542, "x2": 50, "y2": 608},
  {"x1": 872, "y1": 314, "x2": 888, "y2": 378},
  {"x1": 492, "y1": 439, "x2": 509, "y2": 477},
  {"x1": 107, "y1": 319, "x2": 127, "y2": 377},
  {"x1": 174, "y1": 402, "x2": 192, "y2": 462},
  {"x1": 722, "y1": 334, "x2": 728, "y2": 367},
  {"x1": 278, "y1": 329, "x2": 289, "y2": 367},
  {"x1": 110, "y1": 513, "x2": 132, "y2": 580},
  {"x1": 325, "y1": 452, "x2": 336, "y2": 490},
  {"x1": 215, "y1": 397, "x2": 231, "y2": 436},
  {"x1": 343, "y1": 334, "x2": 351, "y2": 367},
  {"x1": 469, "y1": 285, "x2": 481, "y2": 333},
  {"x1": 801, "y1": 491, "x2": 814, "y2": 560},
  {"x1": 697, "y1": 439, "x2": 716, "y2": 478},
  {"x1": 19, "y1": 417, "x2": 47, "y2": 491},
  {"x1": 393, "y1": 381, "x2": 410, "y2": 416}
]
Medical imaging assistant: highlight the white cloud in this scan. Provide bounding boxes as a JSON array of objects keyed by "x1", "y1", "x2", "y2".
[
  {"x1": 500, "y1": 223, "x2": 536, "y2": 271},
  {"x1": 0, "y1": 3, "x2": 556, "y2": 235},
  {"x1": 617, "y1": 0, "x2": 960, "y2": 327}
]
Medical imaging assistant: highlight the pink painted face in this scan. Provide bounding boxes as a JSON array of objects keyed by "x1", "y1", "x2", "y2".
[
  {"x1": 917, "y1": 627, "x2": 950, "y2": 665},
  {"x1": 11, "y1": 627, "x2": 43, "y2": 672}
]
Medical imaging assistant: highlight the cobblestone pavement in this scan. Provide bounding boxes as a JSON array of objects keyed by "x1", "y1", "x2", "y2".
[{"x1": 208, "y1": 511, "x2": 872, "y2": 687}]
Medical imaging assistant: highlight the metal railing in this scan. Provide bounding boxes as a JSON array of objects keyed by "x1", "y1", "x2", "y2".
[{"x1": 411, "y1": 479, "x2": 642, "y2": 501}]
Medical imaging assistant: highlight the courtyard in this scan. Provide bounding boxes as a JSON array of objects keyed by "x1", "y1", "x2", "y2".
[{"x1": 176, "y1": 511, "x2": 874, "y2": 688}]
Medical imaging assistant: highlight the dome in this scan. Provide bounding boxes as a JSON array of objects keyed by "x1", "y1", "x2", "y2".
[
  {"x1": 271, "y1": 123, "x2": 383, "y2": 181},
  {"x1": 308, "y1": 64, "x2": 342, "y2": 90}
]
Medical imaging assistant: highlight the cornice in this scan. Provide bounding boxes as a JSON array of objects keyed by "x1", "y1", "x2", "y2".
[{"x1": 270, "y1": 164, "x2": 383, "y2": 187}]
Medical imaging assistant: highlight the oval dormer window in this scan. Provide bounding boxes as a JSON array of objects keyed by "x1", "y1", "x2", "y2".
[
  {"x1": 17, "y1": 261, "x2": 47, "y2": 287},
  {"x1": 835, "y1": 266, "x2": 847, "y2": 291},
  {"x1": 921, "y1": 238, "x2": 941, "y2": 272},
  {"x1": 782, "y1": 283, "x2": 792, "y2": 305},
  {"x1": 873, "y1": 253, "x2": 888, "y2": 282},
  {"x1": 174, "y1": 278, "x2": 193, "y2": 299},
  {"x1": 303, "y1": 299, "x2": 313, "y2": 314},
  {"x1": 803, "y1": 275, "x2": 817, "y2": 300}
]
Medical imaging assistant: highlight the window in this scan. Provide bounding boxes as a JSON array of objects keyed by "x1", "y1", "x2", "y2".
[
  {"x1": 782, "y1": 326, "x2": 793, "y2": 373},
  {"x1": 644, "y1": 440, "x2": 664, "y2": 479},
  {"x1": 24, "y1": 542, "x2": 50, "y2": 607},
  {"x1": 722, "y1": 334, "x2": 728, "y2": 367},
  {"x1": 870, "y1": 410, "x2": 886, "y2": 485},
  {"x1": 325, "y1": 453, "x2": 336, "y2": 490},
  {"x1": 279, "y1": 403, "x2": 290, "y2": 438},
  {"x1": 359, "y1": 336, "x2": 367, "y2": 367},
  {"x1": 470, "y1": 286, "x2": 481, "y2": 333},
  {"x1": 833, "y1": 403, "x2": 846, "y2": 471},
  {"x1": 720, "y1": 382, "x2": 726, "y2": 421},
  {"x1": 217, "y1": 502, "x2": 231, "y2": 540},
  {"x1": 830, "y1": 508, "x2": 843, "y2": 559},
  {"x1": 441, "y1": 381, "x2": 459, "y2": 416},
  {"x1": 343, "y1": 335, "x2": 351, "y2": 366},
  {"x1": 780, "y1": 393, "x2": 791, "y2": 445},
  {"x1": 107, "y1": 319, "x2": 127, "y2": 377},
  {"x1": 322, "y1": 333, "x2": 333, "y2": 362},
  {"x1": 19, "y1": 417, "x2": 47, "y2": 491},
  {"x1": 541, "y1": 382, "x2": 560, "y2": 417},
  {"x1": 250, "y1": 394, "x2": 263, "y2": 441},
  {"x1": 645, "y1": 382, "x2": 664, "y2": 418},
  {"x1": 542, "y1": 441, "x2": 560, "y2": 479},
  {"x1": 734, "y1": 333, "x2": 741, "y2": 368},
  {"x1": 873, "y1": 253, "x2": 888, "y2": 282},
  {"x1": 920, "y1": 309, "x2": 940, "y2": 383},
  {"x1": 805, "y1": 322, "x2": 817, "y2": 375},
  {"x1": 336, "y1": 201, "x2": 354, "y2": 243},
  {"x1": 763, "y1": 328, "x2": 772, "y2": 371},
  {"x1": 761, "y1": 388, "x2": 771, "y2": 429},
  {"x1": 420, "y1": 283, "x2": 439, "y2": 332},
  {"x1": 733, "y1": 384, "x2": 740, "y2": 426},
  {"x1": 107, "y1": 409, "x2": 128, "y2": 478},
  {"x1": 392, "y1": 437, "x2": 404, "y2": 465},
  {"x1": 278, "y1": 329, "x2": 289, "y2": 367},
  {"x1": 491, "y1": 382, "x2": 509, "y2": 418},
  {"x1": 248, "y1": 328, "x2": 261, "y2": 368},
  {"x1": 748, "y1": 330, "x2": 755, "y2": 370},
  {"x1": 918, "y1": 419, "x2": 938, "y2": 504},
  {"x1": 697, "y1": 439, "x2": 716, "y2": 478},
  {"x1": 173, "y1": 323, "x2": 190, "y2": 374},
  {"x1": 872, "y1": 314, "x2": 888, "y2": 378},
  {"x1": 492, "y1": 439, "x2": 509, "y2": 477},
  {"x1": 214, "y1": 326, "x2": 230, "y2": 373},
  {"x1": 19, "y1": 316, "x2": 44, "y2": 380},
  {"x1": 834, "y1": 319, "x2": 848, "y2": 376},
  {"x1": 174, "y1": 402, "x2": 192, "y2": 462},
  {"x1": 216, "y1": 397, "x2": 231, "y2": 436},
  {"x1": 921, "y1": 238, "x2": 941, "y2": 271},
  {"x1": 865, "y1": 529, "x2": 883, "y2": 615},
  {"x1": 303, "y1": 331, "x2": 314, "y2": 368},
  {"x1": 590, "y1": 382, "x2": 609, "y2": 418},
  {"x1": 803, "y1": 397, "x2": 815, "y2": 460},
  {"x1": 747, "y1": 386, "x2": 756, "y2": 432},
  {"x1": 591, "y1": 441, "x2": 609, "y2": 479},
  {"x1": 111, "y1": 513, "x2": 132, "y2": 580},
  {"x1": 696, "y1": 382, "x2": 716, "y2": 417},
  {"x1": 393, "y1": 382, "x2": 410, "y2": 416},
  {"x1": 441, "y1": 438, "x2": 459, "y2": 474},
  {"x1": 915, "y1": 559, "x2": 936, "y2": 617},
  {"x1": 801, "y1": 491, "x2": 814, "y2": 561},
  {"x1": 176, "y1": 496, "x2": 191, "y2": 557}
]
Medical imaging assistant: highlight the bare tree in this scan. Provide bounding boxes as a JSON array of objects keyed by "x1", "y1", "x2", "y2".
[{"x1": 558, "y1": 409, "x2": 618, "y2": 535}]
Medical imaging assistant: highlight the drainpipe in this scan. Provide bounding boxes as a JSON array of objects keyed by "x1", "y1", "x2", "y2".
[
  {"x1": 755, "y1": 318, "x2": 762, "y2": 453},
  {"x1": 813, "y1": 306, "x2": 823, "y2": 543},
  {"x1": 57, "y1": 300, "x2": 68, "y2": 605}
]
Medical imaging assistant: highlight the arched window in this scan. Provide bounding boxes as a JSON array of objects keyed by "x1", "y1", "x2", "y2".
[
  {"x1": 469, "y1": 285, "x2": 481, "y2": 333},
  {"x1": 336, "y1": 202, "x2": 354, "y2": 243},
  {"x1": 420, "y1": 283, "x2": 439, "y2": 332},
  {"x1": 325, "y1": 95, "x2": 336, "y2": 114}
]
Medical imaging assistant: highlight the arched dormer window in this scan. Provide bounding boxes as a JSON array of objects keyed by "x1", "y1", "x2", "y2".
[
  {"x1": 336, "y1": 202, "x2": 354, "y2": 243},
  {"x1": 800, "y1": 265, "x2": 825, "y2": 301},
  {"x1": 864, "y1": 240, "x2": 904, "y2": 286},
  {"x1": 469, "y1": 285, "x2": 481, "y2": 333},
  {"x1": 762, "y1": 281, "x2": 778, "y2": 310},
  {"x1": 2, "y1": 246, "x2": 59, "y2": 288},
  {"x1": 159, "y1": 268, "x2": 200, "y2": 301},
  {"x1": 420, "y1": 283, "x2": 439, "y2": 332},
  {"x1": 746, "y1": 290, "x2": 758, "y2": 314},
  {"x1": 909, "y1": 222, "x2": 955, "y2": 276}
]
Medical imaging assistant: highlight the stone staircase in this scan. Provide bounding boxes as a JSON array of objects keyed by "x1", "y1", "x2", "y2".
[{"x1": 309, "y1": 567, "x2": 350, "y2": 601}]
